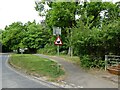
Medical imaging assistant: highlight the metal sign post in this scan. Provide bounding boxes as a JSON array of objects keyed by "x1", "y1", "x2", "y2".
[
  {"x1": 54, "y1": 35, "x2": 63, "y2": 56},
  {"x1": 57, "y1": 34, "x2": 59, "y2": 56},
  {"x1": 53, "y1": 27, "x2": 62, "y2": 56},
  {"x1": 57, "y1": 42, "x2": 59, "y2": 56}
]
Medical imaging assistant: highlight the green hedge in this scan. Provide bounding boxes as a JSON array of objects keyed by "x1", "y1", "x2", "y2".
[
  {"x1": 37, "y1": 44, "x2": 57, "y2": 55},
  {"x1": 80, "y1": 55, "x2": 105, "y2": 69},
  {"x1": 73, "y1": 20, "x2": 120, "y2": 68}
]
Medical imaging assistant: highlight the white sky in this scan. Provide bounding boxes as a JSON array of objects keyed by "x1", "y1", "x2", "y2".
[
  {"x1": 0, "y1": 0, "x2": 43, "y2": 30},
  {"x1": 0, "y1": 0, "x2": 120, "y2": 30}
]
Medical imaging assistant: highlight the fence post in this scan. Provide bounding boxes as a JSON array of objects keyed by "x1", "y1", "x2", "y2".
[
  {"x1": 105, "y1": 55, "x2": 107, "y2": 71},
  {"x1": 57, "y1": 64, "x2": 61, "y2": 74}
]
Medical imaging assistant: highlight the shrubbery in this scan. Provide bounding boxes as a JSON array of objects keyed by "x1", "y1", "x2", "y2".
[
  {"x1": 80, "y1": 55, "x2": 105, "y2": 69},
  {"x1": 37, "y1": 44, "x2": 57, "y2": 55},
  {"x1": 73, "y1": 20, "x2": 120, "y2": 68}
]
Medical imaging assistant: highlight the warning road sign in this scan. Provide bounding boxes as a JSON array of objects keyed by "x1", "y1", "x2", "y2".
[{"x1": 54, "y1": 36, "x2": 63, "y2": 45}]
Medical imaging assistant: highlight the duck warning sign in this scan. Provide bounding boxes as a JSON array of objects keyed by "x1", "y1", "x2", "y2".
[{"x1": 54, "y1": 36, "x2": 63, "y2": 45}]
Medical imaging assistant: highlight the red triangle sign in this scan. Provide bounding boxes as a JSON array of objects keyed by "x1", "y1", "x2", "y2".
[{"x1": 54, "y1": 36, "x2": 63, "y2": 45}]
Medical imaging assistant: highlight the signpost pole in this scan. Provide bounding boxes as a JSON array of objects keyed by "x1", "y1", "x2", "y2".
[
  {"x1": 53, "y1": 27, "x2": 62, "y2": 56},
  {"x1": 105, "y1": 55, "x2": 107, "y2": 71},
  {"x1": 57, "y1": 45, "x2": 59, "y2": 56},
  {"x1": 57, "y1": 35, "x2": 59, "y2": 56}
]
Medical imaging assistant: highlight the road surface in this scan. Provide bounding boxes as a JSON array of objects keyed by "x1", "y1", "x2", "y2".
[{"x1": 1, "y1": 54, "x2": 58, "y2": 88}]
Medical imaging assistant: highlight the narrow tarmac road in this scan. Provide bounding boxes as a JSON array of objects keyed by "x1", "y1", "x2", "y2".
[
  {"x1": 1, "y1": 54, "x2": 58, "y2": 88},
  {"x1": 36, "y1": 54, "x2": 118, "y2": 88}
]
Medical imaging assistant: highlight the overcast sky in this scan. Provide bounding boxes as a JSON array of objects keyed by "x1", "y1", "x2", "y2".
[
  {"x1": 0, "y1": 0, "x2": 43, "y2": 29},
  {"x1": 0, "y1": 0, "x2": 120, "y2": 30}
]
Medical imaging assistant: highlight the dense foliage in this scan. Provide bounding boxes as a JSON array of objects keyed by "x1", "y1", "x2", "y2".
[
  {"x1": 23, "y1": 21, "x2": 50, "y2": 53},
  {"x1": 72, "y1": 19, "x2": 120, "y2": 68},
  {"x1": 2, "y1": 21, "x2": 51, "y2": 53},
  {"x1": 2, "y1": 22, "x2": 24, "y2": 52}
]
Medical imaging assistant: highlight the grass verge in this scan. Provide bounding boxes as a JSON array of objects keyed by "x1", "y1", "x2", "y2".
[
  {"x1": 58, "y1": 55, "x2": 80, "y2": 65},
  {"x1": 9, "y1": 54, "x2": 65, "y2": 81},
  {"x1": 43, "y1": 54, "x2": 80, "y2": 66}
]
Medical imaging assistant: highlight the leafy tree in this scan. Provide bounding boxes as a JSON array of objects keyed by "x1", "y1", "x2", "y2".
[
  {"x1": 22, "y1": 21, "x2": 50, "y2": 53},
  {"x1": 77, "y1": 1, "x2": 120, "y2": 29},
  {"x1": 101, "y1": 2, "x2": 120, "y2": 25},
  {"x1": 2, "y1": 22, "x2": 25, "y2": 52},
  {"x1": 2, "y1": 21, "x2": 51, "y2": 53},
  {"x1": 72, "y1": 18, "x2": 120, "y2": 68}
]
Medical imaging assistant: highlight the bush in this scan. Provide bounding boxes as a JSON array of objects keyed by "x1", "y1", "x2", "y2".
[
  {"x1": 37, "y1": 44, "x2": 57, "y2": 55},
  {"x1": 80, "y1": 55, "x2": 105, "y2": 69},
  {"x1": 73, "y1": 20, "x2": 120, "y2": 59},
  {"x1": 80, "y1": 55, "x2": 92, "y2": 68}
]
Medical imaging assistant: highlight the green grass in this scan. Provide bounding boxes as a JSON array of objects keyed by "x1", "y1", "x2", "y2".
[
  {"x1": 58, "y1": 55, "x2": 80, "y2": 65},
  {"x1": 44, "y1": 54, "x2": 80, "y2": 66},
  {"x1": 9, "y1": 54, "x2": 65, "y2": 81},
  {"x1": 37, "y1": 52, "x2": 80, "y2": 66}
]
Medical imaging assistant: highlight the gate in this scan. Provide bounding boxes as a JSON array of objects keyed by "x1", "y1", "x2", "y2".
[{"x1": 105, "y1": 55, "x2": 120, "y2": 71}]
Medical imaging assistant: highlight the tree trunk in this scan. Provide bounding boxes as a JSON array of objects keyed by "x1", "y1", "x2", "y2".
[
  {"x1": 68, "y1": 47, "x2": 71, "y2": 56},
  {"x1": 68, "y1": 46, "x2": 73, "y2": 57}
]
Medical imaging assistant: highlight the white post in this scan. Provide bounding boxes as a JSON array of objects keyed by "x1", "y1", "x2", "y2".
[
  {"x1": 70, "y1": 28, "x2": 73, "y2": 58},
  {"x1": 71, "y1": 30, "x2": 73, "y2": 58},
  {"x1": 105, "y1": 55, "x2": 107, "y2": 71},
  {"x1": 57, "y1": 35, "x2": 59, "y2": 56},
  {"x1": 57, "y1": 45, "x2": 59, "y2": 56}
]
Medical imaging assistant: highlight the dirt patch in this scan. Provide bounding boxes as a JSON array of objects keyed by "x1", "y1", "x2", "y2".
[
  {"x1": 87, "y1": 68, "x2": 118, "y2": 83},
  {"x1": 107, "y1": 64, "x2": 120, "y2": 75}
]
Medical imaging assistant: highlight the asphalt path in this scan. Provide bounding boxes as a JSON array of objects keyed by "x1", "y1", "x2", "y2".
[{"x1": 1, "y1": 54, "x2": 58, "y2": 88}]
